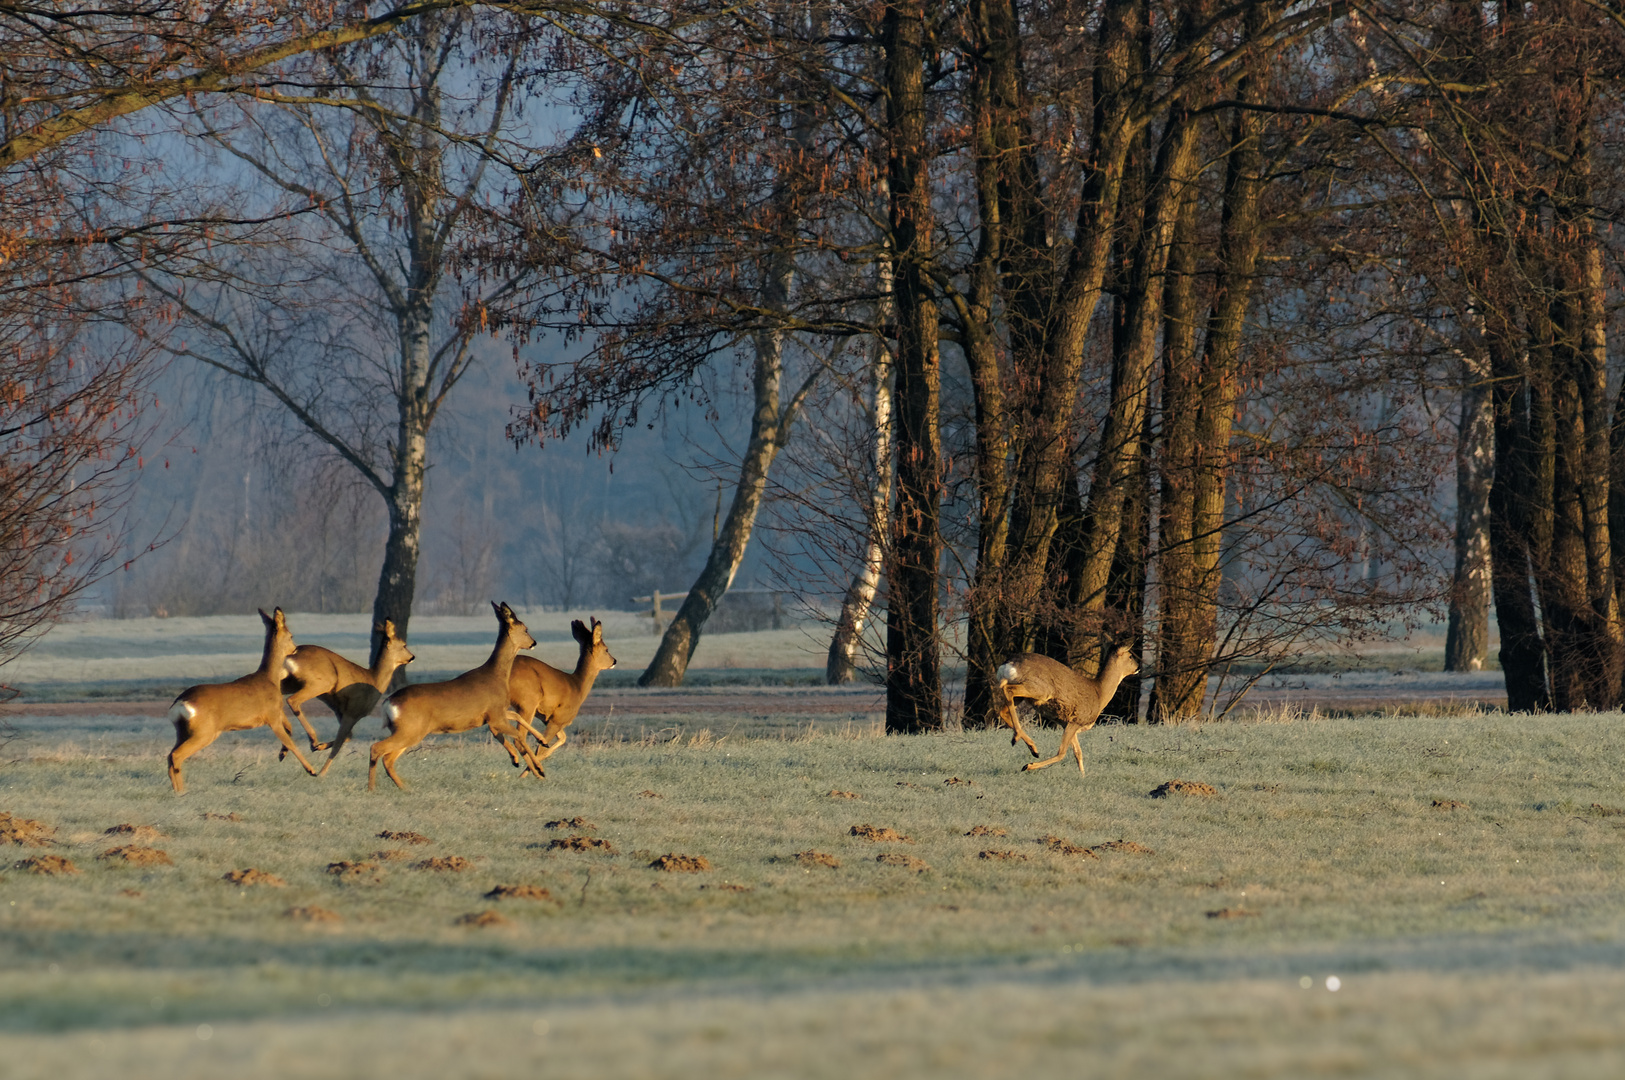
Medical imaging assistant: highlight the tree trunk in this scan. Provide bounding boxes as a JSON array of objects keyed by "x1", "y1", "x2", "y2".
[
  {"x1": 641, "y1": 326, "x2": 794, "y2": 686},
  {"x1": 1488, "y1": 329, "x2": 1549, "y2": 712},
  {"x1": 990, "y1": 0, "x2": 1139, "y2": 665},
  {"x1": 1445, "y1": 344, "x2": 1493, "y2": 672},
  {"x1": 1148, "y1": 3, "x2": 1271, "y2": 723},
  {"x1": 371, "y1": 400, "x2": 428, "y2": 676},
  {"x1": 882, "y1": 0, "x2": 943, "y2": 733},
  {"x1": 827, "y1": 289, "x2": 894, "y2": 684}
]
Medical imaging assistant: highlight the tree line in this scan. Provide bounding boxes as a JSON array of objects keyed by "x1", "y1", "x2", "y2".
[{"x1": 3, "y1": 2, "x2": 1623, "y2": 728}]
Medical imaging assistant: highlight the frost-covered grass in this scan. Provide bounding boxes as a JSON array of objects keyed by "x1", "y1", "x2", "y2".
[{"x1": 2, "y1": 708, "x2": 1624, "y2": 1077}]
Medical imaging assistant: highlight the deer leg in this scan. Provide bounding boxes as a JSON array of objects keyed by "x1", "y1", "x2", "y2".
[
  {"x1": 490, "y1": 711, "x2": 547, "y2": 777},
  {"x1": 532, "y1": 726, "x2": 567, "y2": 764},
  {"x1": 267, "y1": 717, "x2": 320, "y2": 776},
  {"x1": 370, "y1": 732, "x2": 414, "y2": 791},
  {"x1": 167, "y1": 728, "x2": 220, "y2": 795},
  {"x1": 996, "y1": 685, "x2": 1041, "y2": 757},
  {"x1": 1066, "y1": 724, "x2": 1086, "y2": 776},
  {"x1": 316, "y1": 713, "x2": 363, "y2": 778},
  {"x1": 1023, "y1": 728, "x2": 1072, "y2": 773},
  {"x1": 284, "y1": 692, "x2": 328, "y2": 752}
]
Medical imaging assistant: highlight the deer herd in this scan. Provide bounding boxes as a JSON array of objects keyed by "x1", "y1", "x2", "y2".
[
  {"x1": 165, "y1": 601, "x2": 1132, "y2": 794},
  {"x1": 165, "y1": 603, "x2": 617, "y2": 794}
]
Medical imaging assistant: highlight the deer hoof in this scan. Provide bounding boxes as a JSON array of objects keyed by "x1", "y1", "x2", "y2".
[{"x1": 312, "y1": 742, "x2": 331, "y2": 752}]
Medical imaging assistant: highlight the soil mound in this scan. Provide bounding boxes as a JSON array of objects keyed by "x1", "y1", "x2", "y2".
[
  {"x1": 795, "y1": 850, "x2": 841, "y2": 868},
  {"x1": 649, "y1": 853, "x2": 711, "y2": 873},
  {"x1": 1432, "y1": 799, "x2": 1468, "y2": 811},
  {"x1": 876, "y1": 852, "x2": 930, "y2": 871},
  {"x1": 701, "y1": 882, "x2": 752, "y2": 892},
  {"x1": 965, "y1": 825, "x2": 1007, "y2": 837},
  {"x1": 326, "y1": 861, "x2": 384, "y2": 883},
  {"x1": 850, "y1": 824, "x2": 913, "y2": 843},
  {"x1": 99, "y1": 845, "x2": 172, "y2": 866},
  {"x1": 411, "y1": 855, "x2": 474, "y2": 872},
  {"x1": 283, "y1": 905, "x2": 341, "y2": 923},
  {"x1": 119, "y1": 889, "x2": 143, "y2": 898},
  {"x1": 104, "y1": 824, "x2": 165, "y2": 842},
  {"x1": 1206, "y1": 907, "x2": 1258, "y2": 919},
  {"x1": 485, "y1": 884, "x2": 556, "y2": 901},
  {"x1": 223, "y1": 868, "x2": 286, "y2": 887},
  {"x1": 455, "y1": 909, "x2": 510, "y2": 927},
  {"x1": 0, "y1": 812, "x2": 55, "y2": 847},
  {"x1": 1149, "y1": 780, "x2": 1217, "y2": 798},
  {"x1": 370, "y1": 849, "x2": 412, "y2": 862},
  {"x1": 544, "y1": 817, "x2": 595, "y2": 830},
  {"x1": 943, "y1": 777, "x2": 975, "y2": 787},
  {"x1": 828, "y1": 790, "x2": 860, "y2": 800},
  {"x1": 202, "y1": 812, "x2": 242, "y2": 822},
  {"x1": 14, "y1": 855, "x2": 78, "y2": 875},
  {"x1": 377, "y1": 830, "x2": 432, "y2": 845},
  {"x1": 637, "y1": 790, "x2": 662, "y2": 799},
  {"x1": 548, "y1": 836, "x2": 617, "y2": 854},
  {"x1": 978, "y1": 849, "x2": 1027, "y2": 862},
  {"x1": 1091, "y1": 840, "x2": 1154, "y2": 855},
  {"x1": 1590, "y1": 804, "x2": 1625, "y2": 817},
  {"x1": 1039, "y1": 835, "x2": 1099, "y2": 858}
]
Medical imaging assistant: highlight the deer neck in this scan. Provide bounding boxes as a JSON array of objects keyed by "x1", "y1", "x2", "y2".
[
  {"x1": 484, "y1": 632, "x2": 522, "y2": 683},
  {"x1": 570, "y1": 652, "x2": 604, "y2": 698},
  {"x1": 1097, "y1": 664, "x2": 1130, "y2": 702},
  {"x1": 258, "y1": 634, "x2": 293, "y2": 682},
  {"x1": 367, "y1": 655, "x2": 399, "y2": 693}
]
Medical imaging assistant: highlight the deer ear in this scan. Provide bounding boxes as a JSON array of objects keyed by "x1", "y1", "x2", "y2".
[
  {"x1": 592, "y1": 619, "x2": 603, "y2": 642},
  {"x1": 571, "y1": 620, "x2": 590, "y2": 643},
  {"x1": 491, "y1": 600, "x2": 504, "y2": 619}
]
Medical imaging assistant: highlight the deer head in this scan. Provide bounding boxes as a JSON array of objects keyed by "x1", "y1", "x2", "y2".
[{"x1": 571, "y1": 617, "x2": 617, "y2": 675}]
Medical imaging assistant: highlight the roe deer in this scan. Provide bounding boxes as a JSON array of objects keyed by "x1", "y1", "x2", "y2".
[
  {"x1": 280, "y1": 619, "x2": 415, "y2": 777},
  {"x1": 508, "y1": 617, "x2": 616, "y2": 777},
  {"x1": 994, "y1": 646, "x2": 1139, "y2": 776},
  {"x1": 368, "y1": 601, "x2": 542, "y2": 791},
  {"x1": 166, "y1": 607, "x2": 319, "y2": 794}
]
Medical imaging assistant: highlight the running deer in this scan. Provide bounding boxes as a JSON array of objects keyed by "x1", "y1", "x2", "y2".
[
  {"x1": 279, "y1": 619, "x2": 415, "y2": 776},
  {"x1": 993, "y1": 646, "x2": 1140, "y2": 776},
  {"x1": 368, "y1": 601, "x2": 543, "y2": 791},
  {"x1": 166, "y1": 607, "x2": 319, "y2": 794},
  {"x1": 508, "y1": 617, "x2": 616, "y2": 778}
]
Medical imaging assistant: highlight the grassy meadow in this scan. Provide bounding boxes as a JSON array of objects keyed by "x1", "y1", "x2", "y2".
[{"x1": 3, "y1": 691, "x2": 1625, "y2": 1077}]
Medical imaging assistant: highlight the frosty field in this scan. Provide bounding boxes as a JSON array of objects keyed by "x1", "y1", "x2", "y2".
[{"x1": 1, "y1": 614, "x2": 1623, "y2": 1077}]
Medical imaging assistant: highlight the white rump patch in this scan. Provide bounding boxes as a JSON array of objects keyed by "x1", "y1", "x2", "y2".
[
  {"x1": 995, "y1": 662, "x2": 1019, "y2": 685},
  {"x1": 382, "y1": 699, "x2": 401, "y2": 729},
  {"x1": 283, "y1": 656, "x2": 300, "y2": 676},
  {"x1": 167, "y1": 700, "x2": 197, "y2": 725}
]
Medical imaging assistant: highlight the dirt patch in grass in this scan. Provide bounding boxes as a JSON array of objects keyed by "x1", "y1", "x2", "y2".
[
  {"x1": 1091, "y1": 840, "x2": 1155, "y2": 855},
  {"x1": 0, "y1": 812, "x2": 55, "y2": 847},
  {"x1": 1206, "y1": 907, "x2": 1258, "y2": 919},
  {"x1": 103, "y1": 824, "x2": 165, "y2": 842},
  {"x1": 701, "y1": 882, "x2": 752, "y2": 892},
  {"x1": 99, "y1": 845, "x2": 172, "y2": 866},
  {"x1": 455, "y1": 910, "x2": 510, "y2": 927},
  {"x1": 795, "y1": 850, "x2": 841, "y2": 868},
  {"x1": 637, "y1": 790, "x2": 662, "y2": 799},
  {"x1": 850, "y1": 824, "x2": 913, "y2": 843},
  {"x1": 876, "y1": 852, "x2": 930, "y2": 871},
  {"x1": 649, "y1": 853, "x2": 711, "y2": 873},
  {"x1": 965, "y1": 825, "x2": 1007, "y2": 837},
  {"x1": 544, "y1": 817, "x2": 595, "y2": 830},
  {"x1": 1039, "y1": 835, "x2": 1099, "y2": 858},
  {"x1": 377, "y1": 830, "x2": 432, "y2": 845},
  {"x1": 943, "y1": 777, "x2": 975, "y2": 787},
  {"x1": 1150, "y1": 780, "x2": 1217, "y2": 798},
  {"x1": 548, "y1": 836, "x2": 617, "y2": 854},
  {"x1": 484, "y1": 884, "x2": 556, "y2": 902},
  {"x1": 1590, "y1": 804, "x2": 1625, "y2": 817},
  {"x1": 978, "y1": 849, "x2": 1027, "y2": 862},
  {"x1": 14, "y1": 855, "x2": 78, "y2": 875},
  {"x1": 1432, "y1": 799, "x2": 1468, "y2": 811},
  {"x1": 828, "y1": 790, "x2": 860, "y2": 800},
  {"x1": 202, "y1": 812, "x2": 242, "y2": 822},
  {"x1": 411, "y1": 856, "x2": 474, "y2": 872},
  {"x1": 326, "y1": 861, "x2": 384, "y2": 883},
  {"x1": 118, "y1": 889, "x2": 142, "y2": 898},
  {"x1": 223, "y1": 868, "x2": 286, "y2": 887},
  {"x1": 283, "y1": 905, "x2": 341, "y2": 923},
  {"x1": 370, "y1": 849, "x2": 412, "y2": 862}
]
